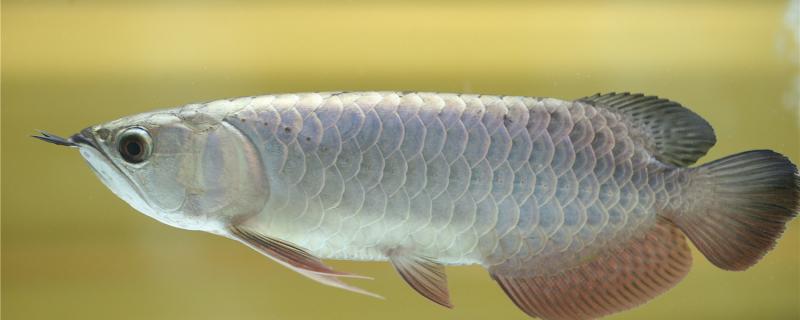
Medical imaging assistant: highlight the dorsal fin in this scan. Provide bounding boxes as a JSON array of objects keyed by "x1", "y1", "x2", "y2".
[{"x1": 577, "y1": 92, "x2": 716, "y2": 166}]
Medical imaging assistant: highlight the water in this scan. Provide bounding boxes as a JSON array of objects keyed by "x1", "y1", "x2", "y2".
[{"x1": 2, "y1": 1, "x2": 798, "y2": 319}]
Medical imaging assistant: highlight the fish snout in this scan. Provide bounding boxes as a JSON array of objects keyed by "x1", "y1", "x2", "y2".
[{"x1": 69, "y1": 127, "x2": 100, "y2": 149}]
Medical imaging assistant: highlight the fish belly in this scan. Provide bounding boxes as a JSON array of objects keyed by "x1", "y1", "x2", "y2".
[{"x1": 226, "y1": 92, "x2": 668, "y2": 268}]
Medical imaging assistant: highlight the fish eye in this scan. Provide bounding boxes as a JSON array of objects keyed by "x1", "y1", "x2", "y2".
[{"x1": 117, "y1": 127, "x2": 152, "y2": 164}]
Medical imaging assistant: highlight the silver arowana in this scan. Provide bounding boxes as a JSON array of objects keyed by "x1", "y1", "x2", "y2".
[{"x1": 36, "y1": 92, "x2": 799, "y2": 320}]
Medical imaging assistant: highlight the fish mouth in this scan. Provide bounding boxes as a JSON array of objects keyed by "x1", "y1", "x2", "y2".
[
  {"x1": 33, "y1": 128, "x2": 99, "y2": 150},
  {"x1": 69, "y1": 128, "x2": 100, "y2": 149},
  {"x1": 42, "y1": 127, "x2": 164, "y2": 216}
]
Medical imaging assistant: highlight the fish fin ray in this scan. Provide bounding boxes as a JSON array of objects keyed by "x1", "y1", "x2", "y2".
[
  {"x1": 489, "y1": 220, "x2": 692, "y2": 320},
  {"x1": 671, "y1": 150, "x2": 799, "y2": 270},
  {"x1": 229, "y1": 225, "x2": 369, "y2": 279},
  {"x1": 299, "y1": 270, "x2": 384, "y2": 299},
  {"x1": 577, "y1": 92, "x2": 716, "y2": 166},
  {"x1": 388, "y1": 251, "x2": 452, "y2": 308}
]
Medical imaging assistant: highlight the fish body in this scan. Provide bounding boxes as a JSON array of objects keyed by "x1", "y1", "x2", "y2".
[
  {"x1": 222, "y1": 93, "x2": 667, "y2": 268},
  {"x1": 36, "y1": 92, "x2": 799, "y2": 320}
]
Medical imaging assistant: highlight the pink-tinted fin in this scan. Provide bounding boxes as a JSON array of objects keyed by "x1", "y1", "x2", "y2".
[
  {"x1": 229, "y1": 225, "x2": 369, "y2": 279},
  {"x1": 300, "y1": 270, "x2": 384, "y2": 299},
  {"x1": 388, "y1": 251, "x2": 452, "y2": 308},
  {"x1": 671, "y1": 150, "x2": 800, "y2": 270},
  {"x1": 490, "y1": 220, "x2": 692, "y2": 320}
]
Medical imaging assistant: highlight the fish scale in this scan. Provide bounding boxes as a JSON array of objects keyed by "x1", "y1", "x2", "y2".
[
  {"x1": 42, "y1": 91, "x2": 799, "y2": 320},
  {"x1": 222, "y1": 92, "x2": 657, "y2": 268}
]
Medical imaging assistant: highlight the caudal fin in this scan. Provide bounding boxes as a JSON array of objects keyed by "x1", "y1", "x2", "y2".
[{"x1": 671, "y1": 150, "x2": 799, "y2": 271}]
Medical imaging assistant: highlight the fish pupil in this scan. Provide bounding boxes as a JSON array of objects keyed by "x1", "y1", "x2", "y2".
[{"x1": 125, "y1": 140, "x2": 142, "y2": 157}]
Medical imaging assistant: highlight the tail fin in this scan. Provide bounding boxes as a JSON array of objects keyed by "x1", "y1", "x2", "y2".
[{"x1": 670, "y1": 150, "x2": 799, "y2": 271}]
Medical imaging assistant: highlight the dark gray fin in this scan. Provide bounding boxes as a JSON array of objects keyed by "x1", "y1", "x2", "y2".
[
  {"x1": 577, "y1": 93, "x2": 716, "y2": 166},
  {"x1": 388, "y1": 251, "x2": 452, "y2": 308},
  {"x1": 671, "y1": 150, "x2": 800, "y2": 270},
  {"x1": 229, "y1": 225, "x2": 369, "y2": 279},
  {"x1": 490, "y1": 220, "x2": 692, "y2": 320}
]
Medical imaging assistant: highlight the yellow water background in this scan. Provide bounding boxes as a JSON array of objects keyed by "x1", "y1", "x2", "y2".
[{"x1": 2, "y1": 1, "x2": 799, "y2": 319}]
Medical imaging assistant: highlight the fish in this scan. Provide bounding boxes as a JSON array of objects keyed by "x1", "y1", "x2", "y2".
[{"x1": 35, "y1": 91, "x2": 799, "y2": 320}]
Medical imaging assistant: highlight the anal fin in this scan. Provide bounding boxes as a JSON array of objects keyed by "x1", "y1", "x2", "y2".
[
  {"x1": 490, "y1": 220, "x2": 692, "y2": 320},
  {"x1": 230, "y1": 225, "x2": 380, "y2": 298},
  {"x1": 388, "y1": 250, "x2": 452, "y2": 308}
]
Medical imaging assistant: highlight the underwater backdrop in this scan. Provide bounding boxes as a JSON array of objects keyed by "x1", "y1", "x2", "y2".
[{"x1": 3, "y1": 1, "x2": 799, "y2": 319}]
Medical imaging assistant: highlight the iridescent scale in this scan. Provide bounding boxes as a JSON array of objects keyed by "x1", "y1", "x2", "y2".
[{"x1": 204, "y1": 92, "x2": 680, "y2": 274}]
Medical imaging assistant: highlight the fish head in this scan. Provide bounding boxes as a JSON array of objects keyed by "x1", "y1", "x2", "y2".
[{"x1": 36, "y1": 110, "x2": 268, "y2": 233}]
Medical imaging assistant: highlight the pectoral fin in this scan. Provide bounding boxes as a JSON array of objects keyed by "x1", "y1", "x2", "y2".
[
  {"x1": 229, "y1": 225, "x2": 380, "y2": 298},
  {"x1": 388, "y1": 251, "x2": 452, "y2": 308},
  {"x1": 300, "y1": 271, "x2": 384, "y2": 300}
]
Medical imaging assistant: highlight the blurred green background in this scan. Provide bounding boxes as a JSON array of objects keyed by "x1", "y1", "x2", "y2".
[{"x1": 2, "y1": 1, "x2": 799, "y2": 319}]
